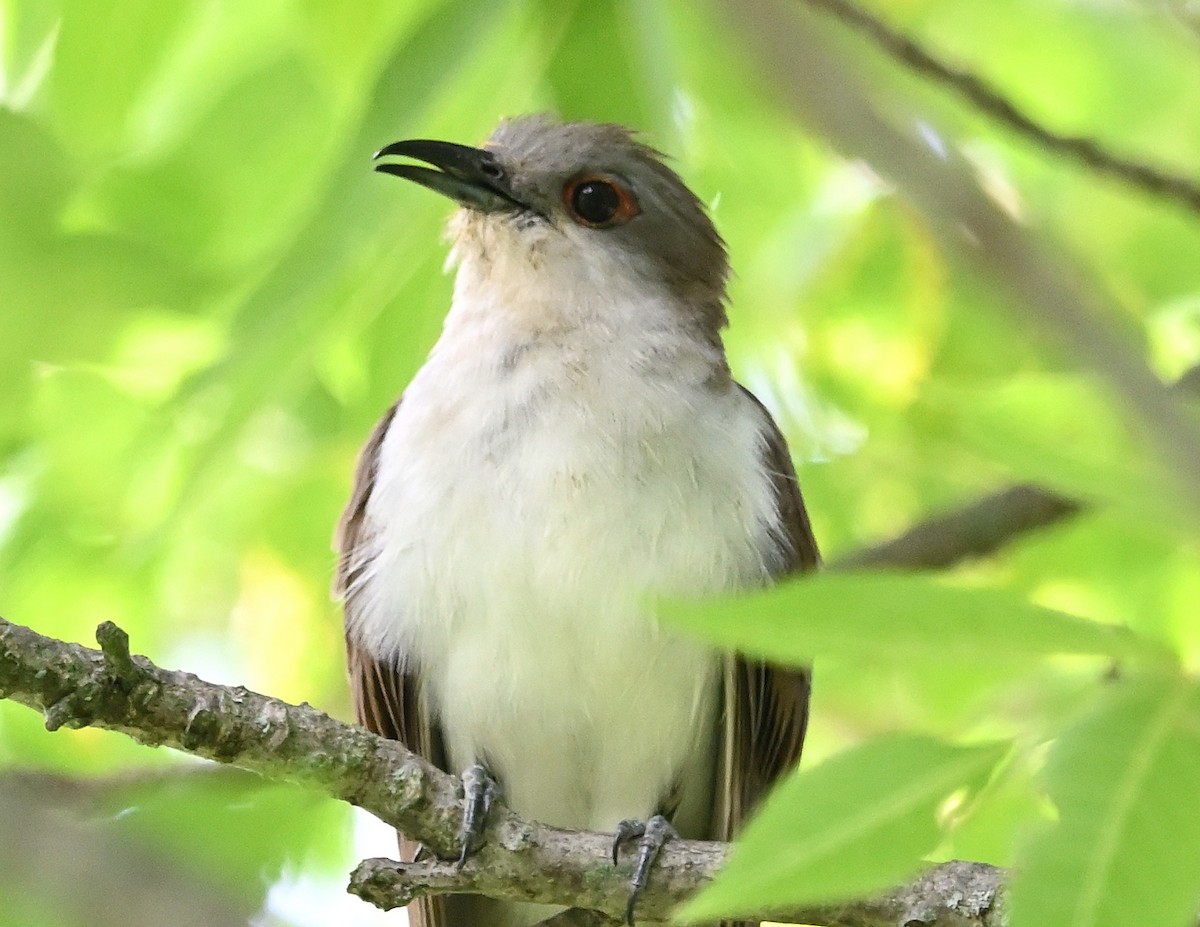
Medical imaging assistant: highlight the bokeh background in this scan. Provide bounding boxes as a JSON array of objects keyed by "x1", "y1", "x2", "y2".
[{"x1": 3, "y1": 1, "x2": 1200, "y2": 925}]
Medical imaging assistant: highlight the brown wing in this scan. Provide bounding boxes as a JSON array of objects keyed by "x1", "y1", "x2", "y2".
[
  {"x1": 335, "y1": 400, "x2": 448, "y2": 927},
  {"x1": 714, "y1": 386, "x2": 820, "y2": 845}
]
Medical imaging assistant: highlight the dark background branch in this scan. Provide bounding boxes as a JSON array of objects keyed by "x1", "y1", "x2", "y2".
[
  {"x1": 799, "y1": 0, "x2": 1200, "y2": 216},
  {"x1": 830, "y1": 483, "x2": 1081, "y2": 572},
  {"x1": 829, "y1": 365, "x2": 1200, "y2": 572},
  {"x1": 0, "y1": 775, "x2": 250, "y2": 927}
]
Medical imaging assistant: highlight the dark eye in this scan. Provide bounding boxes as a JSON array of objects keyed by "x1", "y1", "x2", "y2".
[{"x1": 563, "y1": 175, "x2": 640, "y2": 228}]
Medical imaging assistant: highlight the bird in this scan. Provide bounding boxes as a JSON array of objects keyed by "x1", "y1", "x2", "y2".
[{"x1": 335, "y1": 115, "x2": 820, "y2": 927}]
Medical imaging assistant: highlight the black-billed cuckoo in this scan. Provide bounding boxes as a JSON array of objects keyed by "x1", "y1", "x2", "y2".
[{"x1": 336, "y1": 116, "x2": 819, "y2": 927}]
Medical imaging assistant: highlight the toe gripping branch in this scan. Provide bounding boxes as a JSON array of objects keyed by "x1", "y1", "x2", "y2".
[
  {"x1": 458, "y1": 763, "x2": 498, "y2": 867},
  {"x1": 612, "y1": 815, "x2": 677, "y2": 925}
]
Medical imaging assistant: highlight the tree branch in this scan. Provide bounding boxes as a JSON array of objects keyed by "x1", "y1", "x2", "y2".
[
  {"x1": 0, "y1": 618, "x2": 457, "y2": 853},
  {"x1": 798, "y1": 0, "x2": 1200, "y2": 216},
  {"x1": 0, "y1": 615, "x2": 709, "y2": 922},
  {"x1": 0, "y1": 614, "x2": 1009, "y2": 925}
]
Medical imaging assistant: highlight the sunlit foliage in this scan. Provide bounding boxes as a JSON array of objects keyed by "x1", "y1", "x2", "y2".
[{"x1": 2, "y1": 1, "x2": 1199, "y2": 925}]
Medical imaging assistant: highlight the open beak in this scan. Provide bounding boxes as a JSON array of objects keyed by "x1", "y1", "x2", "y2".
[{"x1": 373, "y1": 139, "x2": 524, "y2": 214}]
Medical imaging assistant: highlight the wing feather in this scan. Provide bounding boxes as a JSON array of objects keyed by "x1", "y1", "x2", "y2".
[
  {"x1": 336, "y1": 400, "x2": 448, "y2": 927},
  {"x1": 714, "y1": 386, "x2": 820, "y2": 843}
]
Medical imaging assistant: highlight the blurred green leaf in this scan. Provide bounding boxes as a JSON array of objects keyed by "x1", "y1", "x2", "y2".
[
  {"x1": 678, "y1": 735, "x2": 1007, "y2": 921},
  {"x1": 1010, "y1": 675, "x2": 1200, "y2": 927},
  {"x1": 662, "y1": 571, "x2": 1168, "y2": 667},
  {"x1": 925, "y1": 374, "x2": 1185, "y2": 531},
  {"x1": 46, "y1": 1, "x2": 191, "y2": 157},
  {"x1": 543, "y1": 0, "x2": 654, "y2": 127}
]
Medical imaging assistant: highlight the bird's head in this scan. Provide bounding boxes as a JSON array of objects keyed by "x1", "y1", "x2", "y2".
[{"x1": 374, "y1": 115, "x2": 729, "y2": 328}]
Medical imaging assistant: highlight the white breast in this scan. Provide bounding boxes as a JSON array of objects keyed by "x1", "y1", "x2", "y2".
[{"x1": 351, "y1": 254, "x2": 781, "y2": 838}]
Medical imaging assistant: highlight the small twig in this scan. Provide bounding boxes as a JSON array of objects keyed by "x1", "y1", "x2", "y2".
[
  {"x1": 96, "y1": 621, "x2": 137, "y2": 676},
  {"x1": 799, "y1": 0, "x2": 1200, "y2": 216}
]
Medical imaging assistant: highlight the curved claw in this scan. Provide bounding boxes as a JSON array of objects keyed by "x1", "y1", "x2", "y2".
[
  {"x1": 612, "y1": 814, "x2": 676, "y2": 925},
  {"x1": 611, "y1": 818, "x2": 646, "y2": 866},
  {"x1": 625, "y1": 892, "x2": 639, "y2": 926}
]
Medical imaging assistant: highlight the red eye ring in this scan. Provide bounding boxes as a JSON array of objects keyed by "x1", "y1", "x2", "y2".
[{"x1": 562, "y1": 174, "x2": 640, "y2": 228}]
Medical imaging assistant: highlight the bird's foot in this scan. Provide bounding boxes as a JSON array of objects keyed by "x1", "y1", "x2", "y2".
[
  {"x1": 611, "y1": 814, "x2": 677, "y2": 925},
  {"x1": 457, "y1": 762, "x2": 498, "y2": 867}
]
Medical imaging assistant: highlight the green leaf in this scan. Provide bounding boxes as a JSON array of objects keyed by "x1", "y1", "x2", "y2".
[
  {"x1": 662, "y1": 572, "x2": 1166, "y2": 667},
  {"x1": 542, "y1": 0, "x2": 655, "y2": 128},
  {"x1": 678, "y1": 735, "x2": 1007, "y2": 922},
  {"x1": 1010, "y1": 675, "x2": 1200, "y2": 927},
  {"x1": 47, "y1": 1, "x2": 192, "y2": 157}
]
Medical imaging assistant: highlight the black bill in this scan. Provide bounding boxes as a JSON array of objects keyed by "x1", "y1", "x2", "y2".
[{"x1": 373, "y1": 139, "x2": 524, "y2": 214}]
